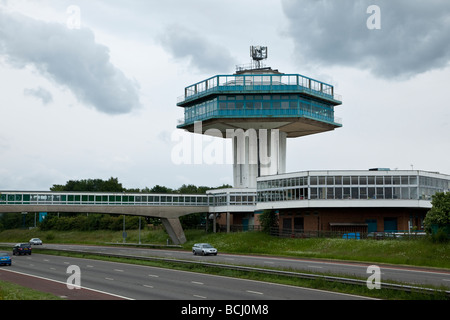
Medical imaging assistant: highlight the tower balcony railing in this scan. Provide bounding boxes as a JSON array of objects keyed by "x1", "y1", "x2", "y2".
[{"x1": 177, "y1": 74, "x2": 342, "y2": 105}]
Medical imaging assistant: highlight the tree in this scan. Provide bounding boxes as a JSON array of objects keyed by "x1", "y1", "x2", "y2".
[
  {"x1": 150, "y1": 185, "x2": 173, "y2": 193},
  {"x1": 424, "y1": 192, "x2": 450, "y2": 235},
  {"x1": 258, "y1": 210, "x2": 278, "y2": 234},
  {"x1": 50, "y1": 177, "x2": 124, "y2": 192}
]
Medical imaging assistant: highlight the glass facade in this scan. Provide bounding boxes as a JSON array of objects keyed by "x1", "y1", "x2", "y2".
[
  {"x1": 182, "y1": 94, "x2": 338, "y2": 126},
  {"x1": 257, "y1": 171, "x2": 450, "y2": 203},
  {"x1": 0, "y1": 193, "x2": 209, "y2": 206},
  {"x1": 0, "y1": 191, "x2": 255, "y2": 207},
  {"x1": 207, "y1": 190, "x2": 257, "y2": 207}
]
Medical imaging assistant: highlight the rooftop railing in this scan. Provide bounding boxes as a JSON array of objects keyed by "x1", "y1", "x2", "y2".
[{"x1": 177, "y1": 74, "x2": 342, "y2": 105}]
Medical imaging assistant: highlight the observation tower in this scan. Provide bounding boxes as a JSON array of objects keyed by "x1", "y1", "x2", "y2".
[{"x1": 177, "y1": 46, "x2": 342, "y2": 189}]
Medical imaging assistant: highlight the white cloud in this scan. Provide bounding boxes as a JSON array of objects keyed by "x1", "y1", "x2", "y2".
[
  {"x1": 281, "y1": 0, "x2": 450, "y2": 79},
  {"x1": 23, "y1": 86, "x2": 53, "y2": 105},
  {"x1": 0, "y1": 10, "x2": 141, "y2": 115},
  {"x1": 158, "y1": 24, "x2": 238, "y2": 74}
]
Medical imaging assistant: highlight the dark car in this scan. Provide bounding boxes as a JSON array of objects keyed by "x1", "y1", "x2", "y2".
[
  {"x1": 0, "y1": 252, "x2": 12, "y2": 266},
  {"x1": 13, "y1": 243, "x2": 32, "y2": 256}
]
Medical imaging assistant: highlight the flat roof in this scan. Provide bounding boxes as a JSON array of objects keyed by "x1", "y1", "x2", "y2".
[{"x1": 256, "y1": 169, "x2": 450, "y2": 181}]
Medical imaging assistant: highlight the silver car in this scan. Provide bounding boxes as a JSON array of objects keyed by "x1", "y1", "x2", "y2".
[
  {"x1": 29, "y1": 238, "x2": 43, "y2": 245},
  {"x1": 192, "y1": 243, "x2": 217, "y2": 256}
]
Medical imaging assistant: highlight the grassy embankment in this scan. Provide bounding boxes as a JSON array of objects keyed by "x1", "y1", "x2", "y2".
[
  {"x1": 1, "y1": 228, "x2": 449, "y2": 269},
  {"x1": 0, "y1": 280, "x2": 63, "y2": 300}
]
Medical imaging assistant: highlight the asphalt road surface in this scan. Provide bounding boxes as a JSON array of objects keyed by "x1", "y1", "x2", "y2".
[
  {"x1": 0, "y1": 252, "x2": 371, "y2": 300},
  {"x1": 31, "y1": 243, "x2": 450, "y2": 289}
]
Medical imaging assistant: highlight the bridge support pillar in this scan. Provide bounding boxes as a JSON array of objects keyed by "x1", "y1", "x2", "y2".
[{"x1": 161, "y1": 218, "x2": 187, "y2": 245}]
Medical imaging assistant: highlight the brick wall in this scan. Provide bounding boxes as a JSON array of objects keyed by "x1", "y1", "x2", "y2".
[{"x1": 278, "y1": 207, "x2": 426, "y2": 232}]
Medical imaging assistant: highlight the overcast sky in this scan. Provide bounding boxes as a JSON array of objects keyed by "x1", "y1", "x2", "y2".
[{"x1": 0, "y1": 0, "x2": 449, "y2": 191}]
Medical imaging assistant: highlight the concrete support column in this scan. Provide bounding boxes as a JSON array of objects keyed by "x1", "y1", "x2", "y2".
[
  {"x1": 231, "y1": 128, "x2": 287, "y2": 188},
  {"x1": 232, "y1": 130, "x2": 258, "y2": 189},
  {"x1": 226, "y1": 212, "x2": 230, "y2": 233},
  {"x1": 278, "y1": 131, "x2": 287, "y2": 174},
  {"x1": 259, "y1": 129, "x2": 287, "y2": 176},
  {"x1": 161, "y1": 218, "x2": 187, "y2": 245}
]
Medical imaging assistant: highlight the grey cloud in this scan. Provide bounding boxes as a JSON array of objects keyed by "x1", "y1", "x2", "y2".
[
  {"x1": 24, "y1": 86, "x2": 53, "y2": 105},
  {"x1": 0, "y1": 11, "x2": 141, "y2": 114},
  {"x1": 158, "y1": 24, "x2": 237, "y2": 74},
  {"x1": 281, "y1": 0, "x2": 450, "y2": 79}
]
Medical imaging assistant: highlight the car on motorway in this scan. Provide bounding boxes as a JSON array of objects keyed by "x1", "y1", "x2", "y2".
[
  {"x1": 13, "y1": 243, "x2": 32, "y2": 256},
  {"x1": 29, "y1": 238, "x2": 43, "y2": 245},
  {"x1": 0, "y1": 252, "x2": 12, "y2": 266},
  {"x1": 192, "y1": 243, "x2": 218, "y2": 256},
  {"x1": 367, "y1": 232, "x2": 398, "y2": 239}
]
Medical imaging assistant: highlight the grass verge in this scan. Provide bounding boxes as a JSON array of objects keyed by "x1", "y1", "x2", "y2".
[
  {"x1": 0, "y1": 279, "x2": 63, "y2": 300},
  {"x1": 182, "y1": 230, "x2": 450, "y2": 269}
]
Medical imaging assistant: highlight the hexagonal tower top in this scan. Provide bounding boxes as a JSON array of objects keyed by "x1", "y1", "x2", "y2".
[{"x1": 177, "y1": 47, "x2": 342, "y2": 137}]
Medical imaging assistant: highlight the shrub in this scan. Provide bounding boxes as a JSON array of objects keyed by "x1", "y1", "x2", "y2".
[
  {"x1": 258, "y1": 210, "x2": 278, "y2": 234},
  {"x1": 39, "y1": 214, "x2": 141, "y2": 231}
]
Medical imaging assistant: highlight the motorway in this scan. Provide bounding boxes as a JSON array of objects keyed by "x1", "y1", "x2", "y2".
[
  {"x1": 0, "y1": 250, "x2": 370, "y2": 300},
  {"x1": 33, "y1": 243, "x2": 450, "y2": 289}
]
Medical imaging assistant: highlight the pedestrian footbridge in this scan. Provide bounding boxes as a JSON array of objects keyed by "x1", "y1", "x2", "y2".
[{"x1": 0, "y1": 191, "x2": 214, "y2": 244}]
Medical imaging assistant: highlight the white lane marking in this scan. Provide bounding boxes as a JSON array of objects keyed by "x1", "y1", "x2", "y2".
[
  {"x1": 114, "y1": 269, "x2": 124, "y2": 272},
  {"x1": 143, "y1": 284, "x2": 154, "y2": 288},
  {"x1": 193, "y1": 295, "x2": 207, "y2": 299},
  {"x1": 246, "y1": 290, "x2": 263, "y2": 295},
  {"x1": 307, "y1": 265, "x2": 323, "y2": 268},
  {"x1": 105, "y1": 277, "x2": 114, "y2": 281},
  {"x1": 191, "y1": 281, "x2": 204, "y2": 285},
  {"x1": 148, "y1": 274, "x2": 159, "y2": 278}
]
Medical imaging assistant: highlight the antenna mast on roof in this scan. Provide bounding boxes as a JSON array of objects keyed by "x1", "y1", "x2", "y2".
[{"x1": 250, "y1": 46, "x2": 268, "y2": 69}]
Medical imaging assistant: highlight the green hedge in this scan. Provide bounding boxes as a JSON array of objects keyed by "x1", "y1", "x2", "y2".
[{"x1": 39, "y1": 214, "x2": 141, "y2": 231}]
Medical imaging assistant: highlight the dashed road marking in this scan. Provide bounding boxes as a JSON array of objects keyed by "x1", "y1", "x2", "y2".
[{"x1": 246, "y1": 290, "x2": 263, "y2": 295}]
